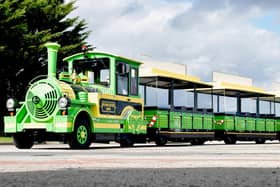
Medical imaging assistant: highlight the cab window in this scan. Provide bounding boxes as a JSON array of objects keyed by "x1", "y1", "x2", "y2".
[
  {"x1": 116, "y1": 62, "x2": 129, "y2": 96},
  {"x1": 130, "y1": 68, "x2": 138, "y2": 96},
  {"x1": 73, "y1": 58, "x2": 110, "y2": 86}
]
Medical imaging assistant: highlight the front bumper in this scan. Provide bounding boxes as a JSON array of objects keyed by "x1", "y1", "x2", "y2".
[{"x1": 4, "y1": 115, "x2": 73, "y2": 133}]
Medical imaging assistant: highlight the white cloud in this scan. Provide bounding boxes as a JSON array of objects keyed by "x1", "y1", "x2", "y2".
[{"x1": 69, "y1": 0, "x2": 280, "y2": 89}]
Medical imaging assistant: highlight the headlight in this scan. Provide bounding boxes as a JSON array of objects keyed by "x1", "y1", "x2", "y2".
[
  {"x1": 6, "y1": 98, "x2": 15, "y2": 109},
  {"x1": 58, "y1": 97, "x2": 70, "y2": 109}
]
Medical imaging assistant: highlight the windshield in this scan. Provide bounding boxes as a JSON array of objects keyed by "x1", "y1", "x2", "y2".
[{"x1": 73, "y1": 58, "x2": 110, "y2": 86}]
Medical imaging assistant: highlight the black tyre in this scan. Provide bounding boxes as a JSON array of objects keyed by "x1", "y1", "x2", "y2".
[
  {"x1": 155, "y1": 136, "x2": 167, "y2": 146},
  {"x1": 224, "y1": 136, "x2": 237, "y2": 144},
  {"x1": 190, "y1": 139, "x2": 205, "y2": 145},
  {"x1": 13, "y1": 133, "x2": 34, "y2": 149},
  {"x1": 120, "y1": 134, "x2": 134, "y2": 147},
  {"x1": 69, "y1": 118, "x2": 92, "y2": 149},
  {"x1": 255, "y1": 138, "x2": 265, "y2": 144}
]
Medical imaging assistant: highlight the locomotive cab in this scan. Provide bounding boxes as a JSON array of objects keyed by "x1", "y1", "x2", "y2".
[{"x1": 60, "y1": 48, "x2": 140, "y2": 98}]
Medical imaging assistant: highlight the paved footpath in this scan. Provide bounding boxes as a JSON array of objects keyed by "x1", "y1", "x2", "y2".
[{"x1": 0, "y1": 141, "x2": 280, "y2": 186}]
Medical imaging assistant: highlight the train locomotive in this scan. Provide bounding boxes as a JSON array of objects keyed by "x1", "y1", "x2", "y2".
[{"x1": 4, "y1": 42, "x2": 280, "y2": 149}]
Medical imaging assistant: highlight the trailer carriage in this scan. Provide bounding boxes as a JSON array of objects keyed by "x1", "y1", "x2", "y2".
[
  {"x1": 140, "y1": 68, "x2": 215, "y2": 145},
  {"x1": 199, "y1": 73, "x2": 280, "y2": 144}
]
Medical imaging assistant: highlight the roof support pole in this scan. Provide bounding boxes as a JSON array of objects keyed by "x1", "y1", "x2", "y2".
[
  {"x1": 273, "y1": 97, "x2": 276, "y2": 116},
  {"x1": 194, "y1": 85, "x2": 197, "y2": 112},
  {"x1": 168, "y1": 79, "x2": 174, "y2": 110},
  {"x1": 217, "y1": 95, "x2": 220, "y2": 112},
  {"x1": 144, "y1": 85, "x2": 147, "y2": 105},
  {"x1": 211, "y1": 88, "x2": 214, "y2": 112},
  {"x1": 269, "y1": 101, "x2": 272, "y2": 115},
  {"x1": 256, "y1": 95, "x2": 260, "y2": 117},
  {"x1": 237, "y1": 93, "x2": 241, "y2": 114}
]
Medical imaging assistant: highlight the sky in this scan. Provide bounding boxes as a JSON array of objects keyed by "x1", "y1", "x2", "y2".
[{"x1": 69, "y1": 0, "x2": 280, "y2": 90}]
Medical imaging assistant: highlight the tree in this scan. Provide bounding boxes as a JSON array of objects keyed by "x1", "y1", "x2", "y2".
[{"x1": 0, "y1": 0, "x2": 90, "y2": 134}]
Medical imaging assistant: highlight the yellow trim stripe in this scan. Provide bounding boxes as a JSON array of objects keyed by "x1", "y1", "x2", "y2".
[
  {"x1": 55, "y1": 122, "x2": 72, "y2": 128},
  {"x1": 94, "y1": 123, "x2": 120, "y2": 129},
  {"x1": 150, "y1": 68, "x2": 213, "y2": 87},
  {"x1": 218, "y1": 82, "x2": 274, "y2": 96}
]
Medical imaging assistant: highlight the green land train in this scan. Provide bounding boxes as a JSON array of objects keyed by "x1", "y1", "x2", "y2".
[{"x1": 4, "y1": 42, "x2": 280, "y2": 149}]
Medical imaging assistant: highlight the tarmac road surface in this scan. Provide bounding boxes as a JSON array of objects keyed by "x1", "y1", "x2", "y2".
[{"x1": 0, "y1": 141, "x2": 280, "y2": 186}]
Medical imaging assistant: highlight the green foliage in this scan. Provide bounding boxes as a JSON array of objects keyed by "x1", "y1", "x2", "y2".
[{"x1": 0, "y1": 0, "x2": 90, "y2": 133}]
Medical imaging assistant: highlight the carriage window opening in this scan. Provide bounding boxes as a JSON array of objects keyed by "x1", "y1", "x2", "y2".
[
  {"x1": 130, "y1": 68, "x2": 138, "y2": 96},
  {"x1": 117, "y1": 62, "x2": 129, "y2": 96},
  {"x1": 73, "y1": 58, "x2": 110, "y2": 86}
]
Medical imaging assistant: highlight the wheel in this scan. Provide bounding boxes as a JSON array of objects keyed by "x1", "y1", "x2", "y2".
[
  {"x1": 13, "y1": 133, "x2": 34, "y2": 149},
  {"x1": 120, "y1": 134, "x2": 134, "y2": 147},
  {"x1": 190, "y1": 139, "x2": 205, "y2": 145},
  {"x1": 69, "y1": 118, "x2": 91, "y2": 149},
  {"x1": 155, "y1": 136, "x2": 167, "y2": 146},
  {"x1": 224, "y1": 136, "x2": 237, "y2": 144},
  {"x1": 255, "y1": 138, "x2": 265, "y2": 144}
]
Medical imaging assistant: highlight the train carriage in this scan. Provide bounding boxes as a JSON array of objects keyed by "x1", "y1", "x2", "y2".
[
  {"x1": 140, "y1": 67, "x2": 215, "y2": 145},
  {"x1": 199, "y1": 73, "x2": 280, "y2": 144}
]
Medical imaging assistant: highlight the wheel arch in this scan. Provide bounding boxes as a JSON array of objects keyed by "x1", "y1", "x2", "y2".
[{"x1": 73, "y1": 109, "x2": 93, "y2": 132}]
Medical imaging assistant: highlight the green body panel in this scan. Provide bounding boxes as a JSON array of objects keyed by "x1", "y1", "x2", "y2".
[
  {"x1": 214, "y1": 115, "x2": 235, "y2": 131},
  {"x1": 145, "y1": 109, "x2": 215, "y2": 131},
  {"x1": 256, "y1": 118, "x2": 266, "y2": 131},
  {"x1": 193, "y1": 113, "x2": 203, "y2": 130},
  {"x1": 224, "y1": 116, "x2": 235, "y2": 131},
  {"x1": 203, "y1": 114, "x2": 213, "y2": 130},
  {"x1": 144, "y1": 109, "x2": 169, "y2": 129},
  {"x1": 214, "y1": 114, "x2": 279, "y2": 133},
  {"x1": 265, "y1": 119, "x2": 275, "y2": 132},
  {"x1": 214, "y1": 115, "x2": 225, "y2": 130},
  {"x1": 53, "y1": 115, "x2": 73, "y2": 133},
  {"x1": 126, "y1": 110, "x2": 147, "y2": 134},
  {"x1": 182, "y1": 112, "x2": 193, "y2": 129},
  {"x1": 235, "y1": 116, "x2": 246, "y2": 132},
  {"x1": 4, "y1": 116, "x2": 16, "y2": 133},
  {"x1": 155, "y1": 110, "x2": 169, "y2": 128},
  {"x1": 93, "y1": 118, "x2": 125, "y2": 133},
  {"x1": 276, "y1": 119, "x2": 280, "y2": 131},
  {"x1": 245, "y1": 117, "x2": 256, "y2": 131},
  {"x1": 89, "y1": 111, "x2": 147, "y2": 134},
  {"x1": 169, "y1": 111, "x2": 181, "y2": 129}
]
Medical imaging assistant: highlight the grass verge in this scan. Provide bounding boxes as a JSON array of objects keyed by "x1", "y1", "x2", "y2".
[{"x1": 0, "y1": 136, "x2": 13, "y2": 144}]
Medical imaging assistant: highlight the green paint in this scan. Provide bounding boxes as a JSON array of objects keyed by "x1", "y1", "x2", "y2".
[
  {"x1": 256, "y1": 118, "x2": 266, "y2": 131},
  {"x1": 77, "y1": 125, "x2": 88, "y2": 144},
  {"x1": 193, "y1": 113, "x2": 203, "y2": 130},
  {"x1": 169, "y1": 112, "x2": 181, "y2": 129},
  {"x1": 235, "y1": 116, "x2": 246, "y2": 132},
  {"x1": 246, "y1": 117, "x2": 254, "y2": 131},
  {"x1": 45, "y1": 42, "x2": 60, "y2": 78},
  {"x1": 203, "y1": 114, "x2": 213, "y2": 130},
  {"x1": 182, "y1": 112, "x2": 193, "y2": 129},
  {"x1": 265, "y1": 119, "x2": 275, "y2": 132}
]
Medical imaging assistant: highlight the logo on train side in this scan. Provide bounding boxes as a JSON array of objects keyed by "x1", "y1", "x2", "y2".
[{"x1": 100, "y1": 100, "x2": 116, "y2": 114}]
